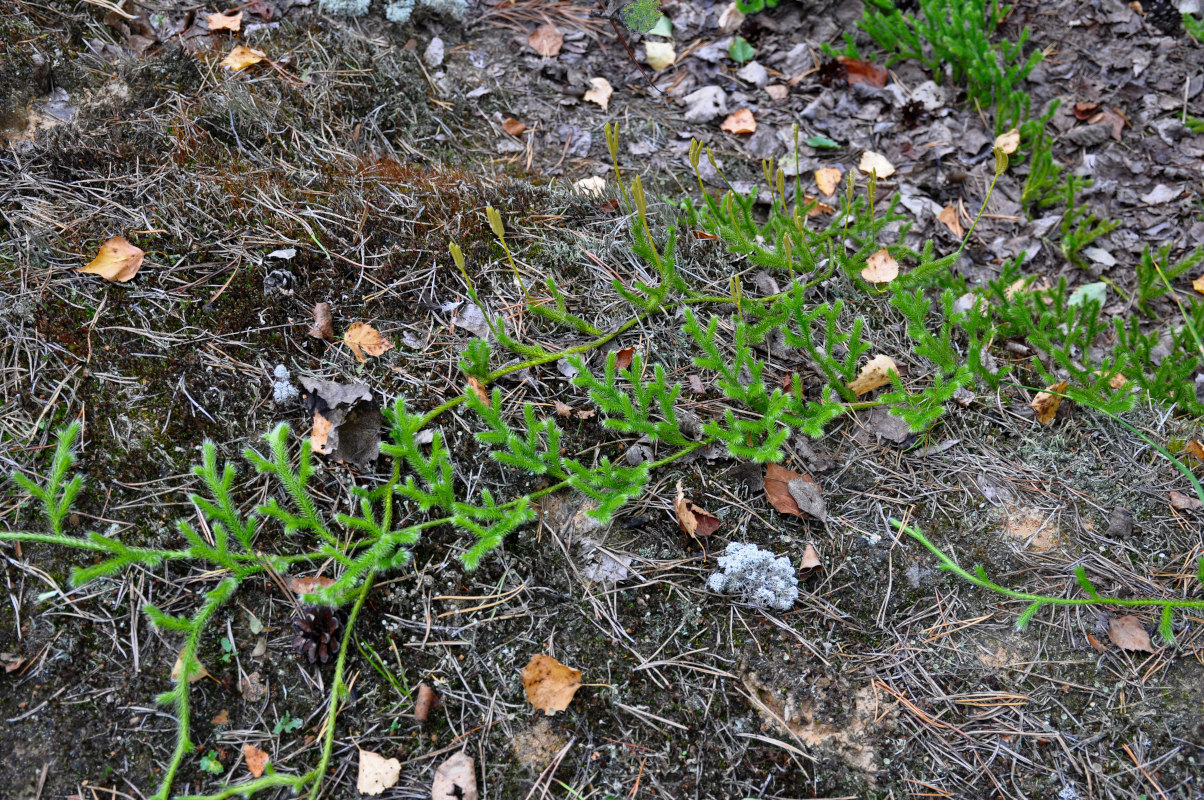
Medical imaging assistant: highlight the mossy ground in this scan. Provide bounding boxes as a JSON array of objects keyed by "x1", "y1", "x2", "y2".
[{"x1": 2, "y1": 2, "x2": 1204, "y2": 799}]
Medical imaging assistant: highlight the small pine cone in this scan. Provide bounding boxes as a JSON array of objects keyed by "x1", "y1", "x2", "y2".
[{"x1": 292, "y1": 606, "x2": 341, "y2": 664}]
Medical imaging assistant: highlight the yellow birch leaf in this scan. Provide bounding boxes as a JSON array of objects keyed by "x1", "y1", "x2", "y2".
[{"x1": 78, "y1": 236, "x2": 144, "y2": 282}]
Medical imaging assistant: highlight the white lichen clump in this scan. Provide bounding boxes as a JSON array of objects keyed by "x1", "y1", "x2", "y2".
[
  {"x1": 320, "y1": 0, "x2": 466, "y2": 23},
  {"x1": 272, "y1": 364, "x2": 298, "y2": 404},
  {"x1": 320, "y1": 0, "x2": 370, "y2": 15},
  {"x1": 707, "y1": 542, "x2": 798, "y2": 611}
]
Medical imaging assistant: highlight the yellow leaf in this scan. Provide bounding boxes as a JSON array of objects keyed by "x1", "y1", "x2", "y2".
[
  {"x1": 858, "y1": 150, "x2": 896, "y2": 179},
  {"x1": 344, "y1": 322, "x2": 394, "y2": 363},
  {"x1": 1184, "y1": 439, "x2": 1204, "y2": 462},
  {"x1": 814, "y1": 167, "x2": 842, "y2": 197},
  {"x1": 994, "y1": 128, "x2": 1020, "y2": 154},
  {"x1": 467, "y1": 376, "x2": 491, "y2": 406},
  {"x1": 78, "y1": 236, "x2": 144, "y2": 282},
  {"x1": 720, "y1": 109, "x2": 756, "y2": 135},
  {"x1": 1193, "y1": 274, "x2": 1204, "y2": 295},
  {"x1": 644, "y1": 41, "x2": 675, "y2": 71},
  {"x1": 1031, "y1": 381, "x2": 1068, "y2": 425},
  {"x1": 848, "y1": 354, "x2": 898, "y2": 396},
  {"x1": 171, "y1": 650, "x2": 210, "y2": 684},
  {"x1": 861, "y1": 247, "x2": 899, "y2": 284},
  {"x1": 583, "y1": 77, "x2": 613, "y2": 112},
  {"x1": 521, "y1": 654, "x2": 582, "y2": 715},
  {"x1": 356, "y1": 749, "x2": 401, "y2": 795},
  {"x1": 937, "y1": 204, "x2": 964, "y2": 237},
  {"x1": 221, "y1": 45, "x2": 266, "y2": 71},
  {"x1": 207, "y1": 11, "x2": 242, "y2": 31}
]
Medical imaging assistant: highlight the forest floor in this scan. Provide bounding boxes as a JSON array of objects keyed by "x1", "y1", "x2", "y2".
[{"x1": 2, "y1": 0, "x2": 1204, "y2": 798}]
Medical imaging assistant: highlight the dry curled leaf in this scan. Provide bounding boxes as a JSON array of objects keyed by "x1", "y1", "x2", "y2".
[
  {"x1": 467, "y1": 376, "x2": 491, "y2": 406},
  {"x1": 221, "y1": 44, "x2": 266, "y2": 71},
  {"x1": 837, "y1": 55, "x2": 888, "y2": 88},
  {"x1": 1168, "y1": 490, "x2": 1202, "y2": 511},
  {"x1": 308, "y1": 302, "x2": 333, "y2": 341},
  {"x1": 1031, "y1": 381, "x2": 1068, "y2": 425},
  {"x1": 764, "y1": 463, "x2": 814, "y2": 518},
  {"x1": 243, "y1": 744, "x2": 269, "y2": 778},
  {"x1": 207, "y1": 10, "x2": 242, "y2": 31},
  {"x1": 848, "y1": 354, "x2": 898, "y2": 396},
  {"x1": 79, "y1": 236, "x2": 144, "y2": 282},
  {"x1": 993, "y1": 128, "x2": 1020, "y2": 154},
  {"x1": 171, "y1": 651, "x2": 210, "y2": 683},
  {"x1": 584, "y1": 76, "x2": 613, "y2": 112},
  {"x1": 720, "y1": 108, "x2": 757, "y2": 135},
  {"x1": 858, "y1": 150, "x2": 896, "y2": 179},
  {"x1": 344, "y1": 322, "x2": 394, "y2": 363},
  {"x1": 521, "y1": 653, "x2": 582, "y2": 715},
  {"x1": 814, "y1": 167, "x2": 842, "y2": 196},
  {"x1": 240, "y1": 670, "x2": 267, "y2": 702},
  {"x1": 1184, "y1": 440, "x2": 1204, "y2": 462},
  {"x1": 673, "y1": 481, "x2": 721, "y2": 537},
  {"x1": 356, "y1": 748, "x2": 401, "y2": 795},
  {"x1": 1107, "y1": 615, "x2": 1155, "y2": 653},
  {"x1": 414, "y1": 682, "x2": 438, "y2": 723},
  {"x1": 502, "y1": 117, "x2": 526, "y2": 136},
  {"x1": 861, "y1": 247, "x2": 899, "y2": 284},
  {"x1": 528, "y1": 23, "x2": 563, "y2": 57},
  {"x1": 432, "y1": 752, "x2": 478, "y2": 800},
  {"x1": 937, "y1": 204, "x2": 964, "y2": 237},
  {"x1": 554, "y1": 400, "x2": 573, "y2": 417},
  {"x1": 800, "y1": 543, "x2": 822, "y2": 570},
  {"x1": 614, "y1": 346, "x2": 635, "y2": 371}
]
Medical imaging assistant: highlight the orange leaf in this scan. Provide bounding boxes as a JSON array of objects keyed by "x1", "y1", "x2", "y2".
[
  {"x1": 848, "y1": 354, "x2": 898, "y2": 396},
  {"x1": 243, "y1": 744, "x2": 269, "y2": 778},
  {"x1": 1184, "y1": 440, "x2": 1204, "y2": 462},
  {"x1": 673, "y1": 482, "x2": 721, "y2": 537},
  {"x1": 310, "y1": 411, "x2": 333, "y2": 454},
  {"x1": 211, "y1": 709, "x2": 229, "y2": 724},
  {"x1": 1030, "y1": 381, "x2": 1068, "y2": 425},
  {"x1": 467, "y1": 376, "x2": 491, "y2": 406},
  {"x1": 521, "y1": 654, "x2": 581, "y2": 715},
  {"x1": 763, "y1": 463, "x2": 811, "y2": 518},
  {"x1": 344, "y1": 322, "x2": 394, "y2": 362},
  {"x1": 614, "y1": 346, "x2": 634, "y2": 371},
  {"x1": 208, "y1": 10, "x2": 242, "y2": 31},
  {"x1": 837, "y1": 56, "x2": 888, "y2": 88},
  {"x1": 1192, "y1": 274, "x2": 1204, "y2": 295},
  {"x1": 528, "y1": 23, "x2": 563, "y2": 57},
  {"x1": 720, "y1": 109, "x2": 756, "y2": 135},
  {"x1": 861, "y1": 248, "x2": 899, "y2": 284},
  {"x1": 814, "y1": 167, "x2": 842, "y2": 197},
  {"x1": 79, "y1": 236, "x2": 144, "y2": 282},
  {"x1": 937, "y1": 204, "x2": 964, "y2": 237},
  {"x1": 800, "y1": 543, "x2": 821, "y2": 570},
  {"x1": 221, "y1": 45, "x2": 266, "y2": 71},
  {"x1": 502, "y1": 117, "x2": 526, "y2": 136}
]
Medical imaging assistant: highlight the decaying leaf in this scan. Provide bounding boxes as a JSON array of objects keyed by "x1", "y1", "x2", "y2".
[
  {"x1": 1193, "y1": 274, "x2": 1204, "y2": 295},
  {"x1": 171, "y1": 650, "x2": 210, "y2": 683},
  {"x1": 502, "y1": 117, "x2": 526, "y2": 136},
  {"x1": 800, "y1": 543, "x2": 822, "y2": 570},
  {"x1": 308, "y1": 302, "x2": 333, "y2": 340},
  {"x1": 848, "y1": 354, "x2": 898, "y2": 396},
  {"x1": 584, "y1": 76, "x2": 613, "y2": 112},
  {"x1": 993, "y1": 128, "x2": 1020, "y2": 154},
  {"x1": 243, "y1": 744, "x2": 269, "y2": 778},
  {"x1": 614, "y1": 346, "x2": 635, "y2": 371},
  {"x1": 764, "y1": 463, "x2": 815, "y2": 518},
  {"x1": 211, "y1": 708, "x2": 228, "y2": 725},
  {"x1": 467, "y1": 376, "x2": 491, "y2": 406},
  {"x1": 644, "y1": 40, "x2": 675, "y2": 71},
  {"x1": 1184, "y1": 440, "x2": 1204, "y2": 462},
  {"x1": 674, "y1": 481, "x2": 721, "y2": 537},
  {"x1": 432, "y1": 751, "x2": 478, "y2": 800},
  {"x1": 221, "y1": 45, "x2": 266, "y2": 71},
  {"x1": 208, "y1": 10, "x2": 242, "y2": 31},
  {"x1": 837, "y1": 56, "x2": 888, "y2": 88},
  {"x1": 858, "y1": 150, "x2": 896, "y2": 179},
  {"x1": 286, "y1": 575, "x2": 337, "y2": 596},
  {"x1": 937, "y1": 204, "x2": 964, "y2": 237},
  {"x1": 720, "y1": 108, "x2": 757, "y2": 135},
  {"x1": 300, "y1": 378, "x2": 382, "y2": 466},
  {"x1": 1107, "y1": 615, "x2": 1155, "y2": 653},
  {"x1": 240, "y1": 670, "x2": 267, "y2": 702},
  {"x1": 1031, "y1": 381, "x2": 1068, "y2": 425},
  {"x1": 521, "y1": 653, "x2": 582, "y2": 715},
  {"x1": 344, "y1": 322, "x2": 394, "y2": 363},
  {"x1": 356, "y1": 748, "x2": 401, "y2": 795},
  {"x1": 528, "y1": 23, "x2": 563, "y2": 57},
  {"x1": 814, "y1": 166, "x2": 842, "y2": 196},
  {"x1": 787, "y1": 477, "x2": 826, "y2": 522},
  {"x1": 555, "y1": 400, "x2": 573, "y2": 417},
  {"x1": 1168, "y1": 490, "x2": 1202, "y2": 511},
  {"x1": 79, "y1": 236, "x2": 144, "y2": 282},
  {"x1": 861, "y1": 248, "x2": 899, "y2": 284}
]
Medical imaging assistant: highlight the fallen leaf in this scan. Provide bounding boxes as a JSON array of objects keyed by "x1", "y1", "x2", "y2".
[
  {"x1": 344, "y1": 322, "x2": 394, "y2": 363},
  {"x1": 452, "y1": 303, "x2": 492, "y2": 339},
  {"x1": 300, "y1": 378, "x2": 382, "y2": 467},
  {"x1": 502, "y1": 117, "x2": 526, "y2": 136},
  {"x1": 858, "y1": 150, "x2": 896, "y2": 179},
  {"x1": 837, "y1": 56, "x2": 888, "y2": 88},
  {"x1": 614, "y1": 346, "x2": 635, "y2": 371},
  {"x1": 937, "y1": 204, "x2": 964, "y2": 237},
  {"x1": 207, "y1": 10, "x2": 242, "y2": 31},
  {"x1": 308, "y1": 302, "x2": 333, "y2": 340},
  {"x1": 689, "y1": 374, "x2": 706, "y2": 394},
  {"x1": 1072, "y1": 102, "x2": 1100, "y2": 120},
  {"x1": 521, "y1": 653, "x2": 582, "y2": 715},
  {"x1": 221, "y1": 45, "x2": 266, "y2": 71},
  {"x1": 644, "y1": 41, "x2": 675, "y2": 71},
  {"x1": 861, "y1": 248, "x2": 899, "y2": 284},
  {"x1": 787, "y1": 477, "x2": 826, "y2": 521},
  {"x1": 765, "y1": 84, "x2": 789, "y2": 102},
  {"x1": 814, "y1": 167, "x2": 842, "y2": 196},
  {"x1": 1031, "y1": 381, "x2": 1068, "y2": 425},
  {"x1": 673, "y1": 482, "x2": 721, "y2": 537},
  {"x1": 286, "y1": 575, "x2": 337, "y2": 596},
  {"x1": 240, "y1": 670, "x2": 267, "y2": 702},
  {"x1": 431, "y1": 751, "x2": 478, "y2": 800},
  {"x1": 467, "y1": 376, "x2": 491, "y2": 406},
  {"x1": 211, "y1": 709, "x2": 228, "y2": 725},
  {"x1": 848, "y1": 354, "x2": 899, "y2": 396},
  {"x1": 800, "y1": 543, "x2": 821, "y2": 569},
  {"x1": 573, "y1": 176, "x2": 606, "y2": 197},
  {"x1": 803, "y1": 195, "x2": 836, "y2": 216},
  {"x1": 1087, "y1": 632, "x2": 1108, "y2": 654},
  {"x1": 584, "y1": 76, "x2": 613, "y2": 112},
  {"x1": 414, "y1": 682, "x2": 438, "y2": 723},
  {"x1": 1193, "y1": 275, "x2": 1204, "y2": 295},
  {"x1": 1109, "y1": 372, "x2": 1128, "y2": 389},
  {"x1": 993, "y1": 128, "x2": 1020, "y2": 154},
  {"x1": 243, "y1": 744, "x2": 269, "y2": 778},
  {"x1": 1184, "y1": 440, "x2": 1204, "y2": 461},
  {"x1": 79, "y1": 236, "x2": 144, "y2": 282},
  {"x1": 171, "y1": 651, "x2": 210, "y2": 683},
  {"x1": 356, "y1": 748, "x2": 401, "y2": 795},
  {"x1": 1088, "y1": 108, "x2": 1126, "y2": 141},
  {"x1": 1169, "y1": 490, "x2": 1203, "y2": 511},
  {"x1": 720, "y1": 108, "x2": 756, "y2": 135},
  {"x1": 554, "y1": 401, "x2": 573, "y2": 417},
  {"x1": 1107, "y1": 615, "x2": 1155, "y2": 653},
  {"x1": 764, "y1": 463, "x2": 813, "y2": 518},
  {"x1": 528, "y1": 23, "x2": 563, "y2": 58}
]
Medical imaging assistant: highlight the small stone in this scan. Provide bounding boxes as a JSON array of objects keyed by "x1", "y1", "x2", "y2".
[
  {"x1": 1064, "y1": 124, "x2": 1112, "y2": 148},
  {"x1": 1104, "y1": 507, "x2": 1134, "y2": 539},
  {"x1": 424, "y1": 36, "x2": 445, "y2": 68},
  {"x1": 736, "y1": 61, "x2": 769, "y2": 87}
]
